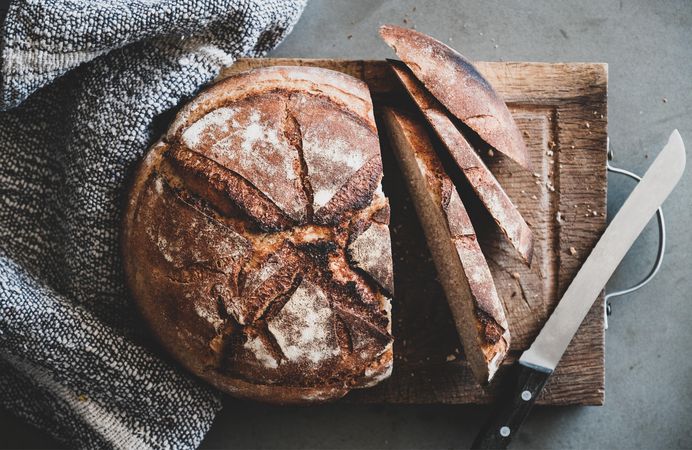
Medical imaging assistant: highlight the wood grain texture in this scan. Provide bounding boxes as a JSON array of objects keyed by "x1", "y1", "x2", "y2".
[{"x1": 222, "y1": 58, "x2": 608, "y2": 405}]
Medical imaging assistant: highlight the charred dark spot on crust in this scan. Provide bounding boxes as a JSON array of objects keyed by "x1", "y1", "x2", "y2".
[
  {"x1": 333, "y1": 313, "x2": 355, "y2": 354},
  {"x1": 297, "y1": 240, "x2": 338, "y2": 265},
  {"x1": 475, "y1": 308, "x2": 505, "y2": 345},
  {"x1": 210, "y1": 303, "x2": 241, "y2": 370}
]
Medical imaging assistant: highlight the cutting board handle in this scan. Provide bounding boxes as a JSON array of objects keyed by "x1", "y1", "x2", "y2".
[{"x1": 604, "y1": 142, "x2": 666, "y2": 329}]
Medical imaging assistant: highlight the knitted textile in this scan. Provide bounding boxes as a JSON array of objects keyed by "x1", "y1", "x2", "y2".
[{"x1": 0, "y1": 1, "x2": 306, "y2": 448}]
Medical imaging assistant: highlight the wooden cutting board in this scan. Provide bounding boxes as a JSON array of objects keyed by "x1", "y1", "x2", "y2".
[{"x1": 222, "y1": 58, "x2": 608, "y2": 405}]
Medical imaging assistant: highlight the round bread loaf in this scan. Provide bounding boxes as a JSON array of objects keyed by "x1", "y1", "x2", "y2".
[{"x1": 122, "y1": 66, "x2": 394, "y2": 404}]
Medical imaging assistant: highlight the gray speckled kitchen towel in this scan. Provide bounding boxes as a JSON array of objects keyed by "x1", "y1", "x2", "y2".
[{"x1": 0, "y1": 0, "x2": 306, "y2": 448}]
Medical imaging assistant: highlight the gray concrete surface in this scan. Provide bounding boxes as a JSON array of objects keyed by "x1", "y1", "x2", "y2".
[{"x1": 2, "y1": 0, "x2": 690, "y2": 448}]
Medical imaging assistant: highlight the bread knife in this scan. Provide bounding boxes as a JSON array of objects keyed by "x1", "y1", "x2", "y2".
[{"x1": 471, "y1": 130, "x2": 686, "y2": 449}]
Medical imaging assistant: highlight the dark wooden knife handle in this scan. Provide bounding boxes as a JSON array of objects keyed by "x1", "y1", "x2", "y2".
[{"x1": 471, "y1": 363, "x2": 552, "y2": 449}]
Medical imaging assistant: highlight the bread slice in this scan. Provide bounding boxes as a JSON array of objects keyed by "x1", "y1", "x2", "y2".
[
  {"x1": 389, "y1": 60, "x2": 534, "y2": 264},
  {"x1": 382, "y1": 107, "x2": 510, "y2": 384},
  {"x1": 380, "y1": 24, "x2": 532, "y2": 170}
]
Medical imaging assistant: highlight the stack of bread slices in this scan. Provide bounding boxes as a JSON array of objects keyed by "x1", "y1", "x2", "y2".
[{"x1": 379, "y1": 25, "x2": 533, "y2": 385}]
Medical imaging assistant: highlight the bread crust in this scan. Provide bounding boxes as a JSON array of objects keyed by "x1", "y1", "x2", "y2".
[
  {"x1": 122, "y1": 67, "x2": 393, "y2": 404},
  {"x1": 382, "y1": 107, "x2": 510, "y2": 384},
  {"x1": 389, "y1": 61, "x2": 534, "y2": 264},
  {"x1": 380, "y1": 25, "x2": 532, "y2": 170}
]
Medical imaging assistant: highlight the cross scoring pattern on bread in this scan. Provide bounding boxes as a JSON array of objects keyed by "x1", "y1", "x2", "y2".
[{"x1": 123, "y1": 67, "x2": 394, "y2": 404}]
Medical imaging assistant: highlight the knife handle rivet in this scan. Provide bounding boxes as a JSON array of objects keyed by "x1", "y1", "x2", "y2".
[
  {"x1": 500, "y1": 426, "x2": 511, "y2": 437},
  {"x1": 521, "y1": 390, "x2": 532, "y2": 401}
]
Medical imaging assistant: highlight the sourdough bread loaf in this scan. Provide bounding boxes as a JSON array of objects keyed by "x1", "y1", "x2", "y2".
[
  {"x1": 383, "y1": 107, "x2": 510, "y2": 384},
  {"x1": 122, "y1": 66, "x2": 394, "y2": 404}
]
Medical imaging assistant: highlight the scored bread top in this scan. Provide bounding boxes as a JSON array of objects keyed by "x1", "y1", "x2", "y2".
[
  {"x1": 122, "y1": 66, "x2": 393, "y2": 404},
  {"x1": 380, "y1": 24, "x2": 531, "y2": 170},
  {"x1": 168, "y1": 66, "x2": 381, "y2": 230},
  {"x1": 383, "y1": 107, "x2": 510, "y2": 384}
]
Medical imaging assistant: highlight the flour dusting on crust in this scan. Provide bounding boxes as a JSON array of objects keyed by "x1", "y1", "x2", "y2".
[
  {"x1": 244, "y1": 335, "x2": 279, "y2": 369},
  {"x1": 182, "y1": 107, "x2": 237, "y2": 149},
  {"x1": 267, "y1": 279, "x2": 340, "y2": 364},
  {"x1": 290, "y1": 93, "x2": 378, "y2": 214},
  {"x1": 181, "y1": 96, "x2": 308, "y2": 221},
  {"x1": 347, "y1": 223, "x2": 394, "y2": 293}
]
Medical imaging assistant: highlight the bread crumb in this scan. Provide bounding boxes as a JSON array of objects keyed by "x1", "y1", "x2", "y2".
[
  {"x1": 347, "y1": 34, "x2": 352, "y2": 39},
  {"x1": 77, "y1": 394, "x2": 88, "y2": 402},
  {"x1": 546, "y1": 150, "x2": 554, "y2": 157},
  {"x1": 511, "y1": 272, "x2": 521, "y2": 280},
  {"x1": 531, "y1": 194, "x2": 538, "y2": 200},
  {"x1": 548, "y1": 141, "x2": 556, "y2": 149},
  {"x1": 403, "y1": 18, "x2": 408, "y2": 24},
  {"x1": 592, "y1": 210, "x2": 598, "y2": 216},
  {"x1": 569, "y1": 246, "x2": 577, "y2": 255},
  {"x1": 446, "y1": 354, "x2": 456, "y2": 362},
  {"x1": 662, "y1": 97, "x2": 668, "y2": 103},
  {"x1": 532, "y1": 172, "x2": 541, "y2": 178},
  {"x1": 488, "y1": 149, "x2": 495, "y2": 157},
  {"x1": 585, "y1": 122, "x2": 590, "y2": 128}
]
